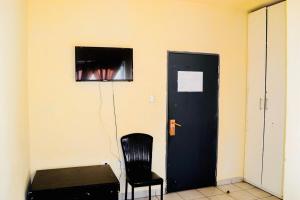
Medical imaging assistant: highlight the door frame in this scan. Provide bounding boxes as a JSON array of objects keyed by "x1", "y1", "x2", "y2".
[{"x1": 165, "y1": 50, "x2": 220, "y2": 192}]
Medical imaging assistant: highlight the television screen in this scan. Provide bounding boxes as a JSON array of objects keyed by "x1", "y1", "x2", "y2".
[{"x1": 75, "y1": 46, "x2": 133, "y2": 81}]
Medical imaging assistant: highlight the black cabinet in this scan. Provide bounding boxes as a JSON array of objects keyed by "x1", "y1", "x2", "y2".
[{"x1": 28, "y1": 165, "x2": 119, "y2": 200}]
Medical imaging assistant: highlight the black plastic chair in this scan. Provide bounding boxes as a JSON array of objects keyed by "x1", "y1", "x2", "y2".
[{"x1": 121, "y1": 133, "x2": 163, "y2": 200}]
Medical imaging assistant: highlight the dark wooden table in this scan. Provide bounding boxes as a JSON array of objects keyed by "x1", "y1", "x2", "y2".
[{"x1": 28, "y1": 164, "x2": 120, "y2": 200}]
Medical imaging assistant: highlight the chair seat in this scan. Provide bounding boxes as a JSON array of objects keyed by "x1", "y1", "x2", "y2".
[{"x1": 127, "y1": 171, "x2": 163, "y2": 187}]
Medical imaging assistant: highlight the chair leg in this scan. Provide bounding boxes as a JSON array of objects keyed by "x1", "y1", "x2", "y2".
[
  {"x1": 132, "y1": 185, "x2": 134, "y2": 200},
  {"x1": 125, "y1": 180, "x2": 128, "y2": 200},
  {"x1": 149, "y1": 185, "x2": 151, "y2": 200},
  {"x1": 161, "y1": 183, "x2": 163, "y2": 200}
]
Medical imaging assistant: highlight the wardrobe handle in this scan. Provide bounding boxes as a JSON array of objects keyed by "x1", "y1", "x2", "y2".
[
  {"x1": 265, "y1": 98, "x2": 268, "y2": 110},
  {"x1": 259, "y1": 97, "x2": 264, "y2": 110}
]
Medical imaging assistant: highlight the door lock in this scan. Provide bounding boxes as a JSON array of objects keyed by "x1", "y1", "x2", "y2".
[{"x1": 169, "y1": 119, "x2": 182, "y2": 136}]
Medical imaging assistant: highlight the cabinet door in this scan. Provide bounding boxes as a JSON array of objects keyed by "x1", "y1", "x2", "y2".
[
  {"x1": 244, "y1": 8, "x2": 267, "y2": 187},
  {"x1": 263, "y1": 2, "x2": 286, "y2": 197}
]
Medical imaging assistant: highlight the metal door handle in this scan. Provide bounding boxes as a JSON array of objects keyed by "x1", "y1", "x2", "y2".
[
  {"x1": 169, "y1": 119, "x2": 182, "y2": 136},
  {"x1": 175, "y1": 122, "x2": 182, "y2": 127}
]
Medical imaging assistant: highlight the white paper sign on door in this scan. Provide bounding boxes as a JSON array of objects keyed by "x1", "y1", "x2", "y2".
[{"x1": 177, "y1": 71, "x2": 203, "y2": 92}]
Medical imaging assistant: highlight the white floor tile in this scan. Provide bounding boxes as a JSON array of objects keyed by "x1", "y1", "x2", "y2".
[
  {"x1": 229, "y1": 190, "x2": 257, "y2": 200},
  {"x1": 247, "y1": 188, "x2": 272, "y2": 198},
  {"x1": 177, "y1": 189, "x2": 205, "y2": 200},
  {"x1": 217, "y1": 184, "x2": 242, "y2": 193},
  {"x1": 159, "y1": 183, "x2": 275, "y2": 200},
  {"x1": 260, "y1": 196, "x2": 281, "y2": 200},
  {"x1": 157, "y1": 193, "x2": 183, "y2": 200},
  {"x1": 233, "y1": 182, "x2": 255, "y2": 190},
  {"x1": 137, "y1": 197, "x2": 158, "y2": 200},
  {"x1": 208, "y1": 194, "x2": 234, "y2": 200},
  {"x1": 197, "y1": 187, "x2": 224, "y2": 197}
]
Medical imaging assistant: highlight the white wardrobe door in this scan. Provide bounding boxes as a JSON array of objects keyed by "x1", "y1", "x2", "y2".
[
  {"x1": 245, "y1": 8, "x2": 266, "y2": 187},
  {"x1": 263, "y1": 2, "x2": 286, "y2": 197}
]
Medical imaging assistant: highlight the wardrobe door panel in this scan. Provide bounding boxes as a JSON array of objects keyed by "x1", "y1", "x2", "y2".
[
  {"x1": 263, "y1": 2, "x2": 286, "y2": 197},
  {"x1": 244, "y1": 8, "x2": 266, "y2": 187}
]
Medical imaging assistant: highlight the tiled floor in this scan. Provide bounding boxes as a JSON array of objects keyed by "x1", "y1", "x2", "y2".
[{"x1": 140, "y1": 182, "x2": 281, "y2": 200}]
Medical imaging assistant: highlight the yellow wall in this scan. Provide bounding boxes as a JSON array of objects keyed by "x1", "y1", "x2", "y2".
[
  {"x1": 0, "y1": 0, "x2": 30, "y2": 200},
  {"x1": 284, "y1": 0, "x2": 300, "y2": 199},
  {"x1": 28, "y1": 0, "x2": 247, "y2": 192}
]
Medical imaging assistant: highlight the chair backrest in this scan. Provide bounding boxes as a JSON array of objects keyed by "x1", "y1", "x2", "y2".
[{"x1": 121, "y1": 133, "x2": 153, "y2": 175}]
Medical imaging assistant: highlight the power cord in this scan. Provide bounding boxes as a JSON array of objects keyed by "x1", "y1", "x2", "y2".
[
  {"x1": 111, "y1": 82, "x2": 123, "y2": 181},
  {"x1": 97, "y1": 83, "x2": 123, "y2": 181}
]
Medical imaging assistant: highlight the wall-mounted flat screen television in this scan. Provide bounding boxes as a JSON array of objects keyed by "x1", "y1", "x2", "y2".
[{"x1": 75, "y1": 46, "x2": 133, "y2": 81}]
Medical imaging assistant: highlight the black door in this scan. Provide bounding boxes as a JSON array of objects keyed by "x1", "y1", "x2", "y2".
[{"x1": 167, "y1": 52, "x2": 219, "y2": 192}]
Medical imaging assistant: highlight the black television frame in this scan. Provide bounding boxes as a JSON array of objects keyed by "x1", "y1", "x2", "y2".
[{"x1": 75, "y1": 46, "x2": 133, "y2": 82}]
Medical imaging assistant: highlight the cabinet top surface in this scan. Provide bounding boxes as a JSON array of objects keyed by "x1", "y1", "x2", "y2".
[{"x1": 31, "y1": 165, "x2": 119, "y2": 191}]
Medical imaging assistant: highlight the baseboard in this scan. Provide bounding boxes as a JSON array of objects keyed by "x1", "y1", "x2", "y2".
[
  {"x1": 217, "y1": 177, "x2": 243, "y2": 186},
  {"x1": 119, "y1": 188, "x2": 164, "y2": 200}
]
